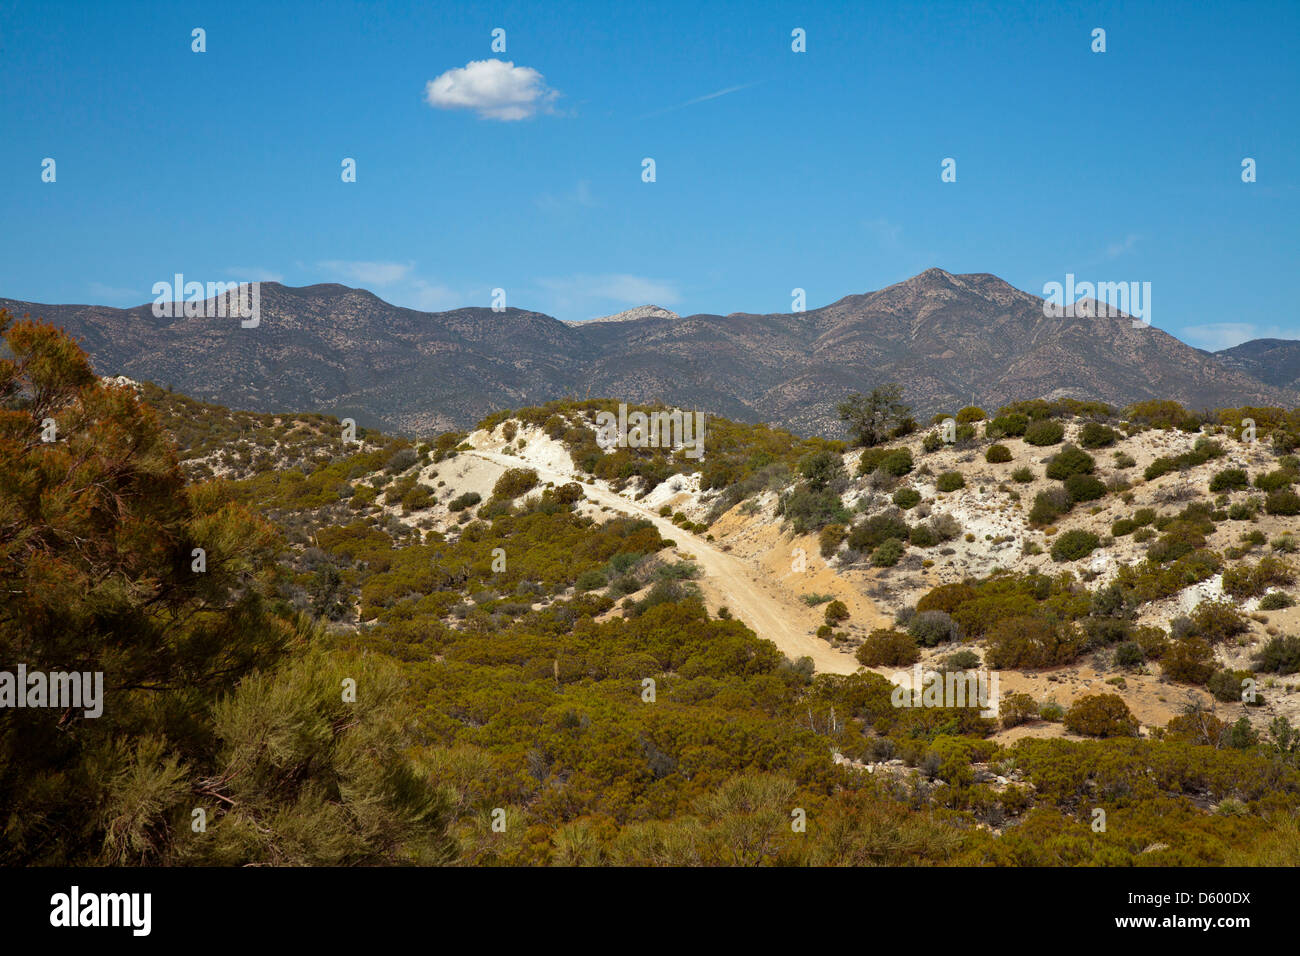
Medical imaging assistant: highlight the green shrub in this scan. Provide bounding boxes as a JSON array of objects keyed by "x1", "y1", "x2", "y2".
[
  {"x1": 1145, "y1": 457, "x2": 1175, "y2": 481},
  {"x1": 1029, "y1": 487, "x2": 1072, "y2": 526},
  {"x1": 1079, "y1": 422, "x2": 1119, "y2": 448},
  {"x1": 985, "y1": 444, "x2": 1012, "y2": 463},
  {"x1": 848, "y1": 512, "x2": 910, "y2": 551},
  {"x1": 871, "y1": 538, "x2": 905, "y2": 567},
  {"x1": 1011, "y1": 466, "x2": 1035, "y2": 483},
  {"x1": 1146, "y1": 438, "x2": 1226, "y2": 481},
  {"x1": 941, "y1": 649, "x2": 981, "y2": 671},
  {"x1": 1051, "y1": 529, "x2": 1100, "y2": 562},
  {"x1": 908, "y1": 523, "x2": 938, "y2": 547},
  {"x1": 384, "y1": 446, "x2": 419, "y2": 474},
  {"x1": 1039, "y1": 702, "x2": 1065, "y2": 722},
  {"x1": 1113, "y1": 641, "x2": 1144, "y2": 668},
  {"x1": 780, "y1": 487, "x2": 851, "y2": 534},
  {"x1": 1000, "y1": 693, "x2": 1040, "y2": 728},
  {"x1": 448, "y1": 491, "x2": 481, "y2": 512},
  {"x1": 915, "y1": 581, "x2": 977, "y2": 616},
  {"x1": 1123, "y1": 399, "x2": 1196, "y2": 430},
  {"x1": 1065, "y1": 473, "x2": 1106, "y2": 503},
  {"x1": 1112, "y1": 517, "x2": 1137, "y2": 537},
  {"x1": 1254, "y1": 635, "x2": 1300, "y2": 675},
  {"x1": 1266, "y1": 490, "x2": 1300, "y2": 516},
  {"x1": 1045, "y1": 445, "x2": 1095, "y2": 480},
  {"x1": 575, "y1": 568, "x2": 608, "y2": 592},
  {"x1": 798, "y1": 450, "x2": 846, "y2": 490},
  {"x1": 1222, "y1": 556, "x2": 1295, "y2": 598},
  {"x1": 1024, "y1": 420, "x2": 1065, "y2": 446},
  {"x1": 878, "y1": 448, "x2": 915, "y2": 477},
  {"x1": 492, "y1": 467, "x2": 540, "y2": 500},
  {"x1": 936, "y1": 471, "x2": 965, "y2": 492},
  {"x1": 908, "y1": 610, "x2": 960, "y2": 647},
  {"x1": 1064, "y1": 694, "x2": 1138, "y2": 737},
  {"x1": 1260, "y1": 591, "x2": 1295, "y2": 610},
  {"x1": 1189, "y1": 601, "x2": 1249, "y2": 644},
  {"x1": 892, "y1": 487, "x2": 921, "y2": 509},
  {"x1": 1163, "y1": 637, "x2": 1216, "y2": 684},
  {"x1": 609, "y1": 574, "x2": 642, "y2": 596},
  {"x1": 1207, "y1": 669, "x2": 1255, "y2": 704},
  {"x1": 655, "y1": 560, "x2": 701, "y2": 582},
  {"x1": 990, "y1": 413, "x2": 1029, "y2": 437},
  {"x1": 824, "y1": 600, "x2": 850, "y2": 625},
  {"x1": 819, "y1": 523, "x2": 847, "y2": 557},
  {"x1": 855, "y1": 628, "x2": 919, "y2": 667},
  {"x1": 856, "y1": 448, "x2": 888, "y2": 475},
  {"x1": 1209, "y1": 468, "x2": 1249, "y2": 493},
  {"x1": 400, "y1": 483, "x2": 435, "y2": 512},
  {"x1": 986, "y1": 617, "x2": 1084, "y2": 668},
  {"x1": 1255, "y1": 469, "x2": 1297, "y2": 492}
]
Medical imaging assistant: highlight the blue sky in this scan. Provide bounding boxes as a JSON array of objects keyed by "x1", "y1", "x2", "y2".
[{"x1": 1, "y1": 0, "x2": 1296, "y2": 347}]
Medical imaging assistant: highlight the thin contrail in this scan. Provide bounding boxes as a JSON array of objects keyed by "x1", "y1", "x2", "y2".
[{"x1": 638, "y1": 82, "x2": 760, "y2": 119}]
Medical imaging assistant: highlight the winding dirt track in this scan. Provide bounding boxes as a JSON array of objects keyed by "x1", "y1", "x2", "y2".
[{"x1": 466, "y1": 449, "x2": 860, "y2": 674}]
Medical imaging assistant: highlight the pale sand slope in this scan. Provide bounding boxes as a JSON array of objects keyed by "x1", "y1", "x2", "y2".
[{"x1": 464, "y1": 448, "x2": 862, "y2": 675}]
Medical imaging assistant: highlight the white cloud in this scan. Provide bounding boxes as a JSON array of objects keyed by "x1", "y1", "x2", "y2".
[
  {"x1": 318, "y1": 260, "x2": 413, "y2": 286},
  {"x1": 406, "y1": 279, "x2": 463, "y2": 312},
  {"x1": 424, "y1": 59, "x2": 559, "y2": 121},
  {"x1": 536, "y1": 273, "x2": 681, "y2": 318},
  {"x1": 88, "y1": 281, "x2": 142, "y2": 304},
  {"x1": 863, "y1": 217, "x2": 903, "y2": 249},
  {"x1": 1103, "y1": 234, "x2": 1141, "y2": 259},
  {"x1": 1183, "y1": 322, "x2": 1293, "y2": 350},
  {"x1": 226, "y1": 266, "x2": 284, "y2": 282},
  {"x1": 536, "y1": 180, "x2": 596, "y2": 212}
]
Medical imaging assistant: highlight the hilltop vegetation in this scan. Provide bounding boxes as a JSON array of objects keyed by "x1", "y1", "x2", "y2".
[{"x1": 5, "y1": 314, "x2": 1300, "y2": 866}]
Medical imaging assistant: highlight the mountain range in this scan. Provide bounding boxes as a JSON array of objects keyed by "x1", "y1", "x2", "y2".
[
  {"x1": 1210, "y1": 338, "x2": 1300, "y2": 393},
  {"x1": 4, "y1": 268, "x2": 1297, "y2": 437}
]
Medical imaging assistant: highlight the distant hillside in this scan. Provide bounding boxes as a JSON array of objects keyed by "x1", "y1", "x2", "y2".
[
  {"x1": 1216, "y1": 338, "x2": 1300, "y2": 392},
  {"x1": 5, "y1": 269, "x2": 1296, "y2": 437}
]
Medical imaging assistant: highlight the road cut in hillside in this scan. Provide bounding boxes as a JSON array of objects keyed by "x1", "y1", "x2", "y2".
[{"x1": 464, "y1": 448, "x2": 862, "y2": 675}]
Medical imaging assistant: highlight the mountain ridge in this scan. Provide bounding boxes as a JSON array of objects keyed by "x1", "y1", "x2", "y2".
[{"x1": 3, "y1": 268, "x2": 1296, "y2": 436}]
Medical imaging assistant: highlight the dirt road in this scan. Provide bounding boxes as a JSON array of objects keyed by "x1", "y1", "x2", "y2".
[{"x1": 465, "y1": 449, "x2": 861, "y2": 674}]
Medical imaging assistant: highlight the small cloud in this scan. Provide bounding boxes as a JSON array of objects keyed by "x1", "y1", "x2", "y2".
[
  {"x1": 1102, "y1": 235, "x2": 1140, "y2": 260},
  {"x1": 226, "y1": 267, "x2": 284, "y2": 282},
  {"x1": 88, "y1": 281, "x2": 142, "y2": 304},
  {"x1": 864, "y1": 217, "x2": 903, "y2": 250},
  {"x1": 639, "y1": 82, "x2": 758, "y2": 119},
  {"x1": 536, "y1": 180, "x2": 597, "y2": 212},
  {"x1": 424, "y1": 59, "x2": 559, "y2": 121},
  {"x1": 406, "y1": 279, "x2": 463, "y2": 312},
  {"x1": 318, "y1": 260, "x2": 413, "y2": 286},
  {"x1": 536, "y1": 273, "x2": 681, "y2": 319},
  {"x1": 1184, "y1": 321, "x2": 1293, "y2": 350}
]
